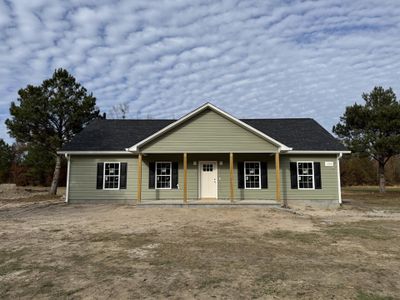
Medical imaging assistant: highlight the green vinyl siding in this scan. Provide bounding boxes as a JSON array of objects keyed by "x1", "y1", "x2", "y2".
[
  {"x1": 68, "y1": 154, "x2": 339, "y2": 202},
  {"x1": 141, "y1": 154, "x2": 186, "y2": 200},
  {"x1": 280, "y1": 155, "x2": 339, "y2": 201},
  {"x1": 141, "y1": 109, "x2": 278, "y2": 153},
  {"x1": 232, "y1": 154, "x2": 276, "y2": 200},
  {"x1": 69, "y1": 155, "x2": 137, "y2": 202}
]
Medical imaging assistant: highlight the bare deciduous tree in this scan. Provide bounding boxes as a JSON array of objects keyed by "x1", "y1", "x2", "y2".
[{"x1": 110, "y1": 102, "x2": 130, "y2": 119}]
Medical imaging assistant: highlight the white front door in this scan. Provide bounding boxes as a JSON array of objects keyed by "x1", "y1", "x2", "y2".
[{"x1": 199, "y1": 161, "x2": 218, "y2": 199}]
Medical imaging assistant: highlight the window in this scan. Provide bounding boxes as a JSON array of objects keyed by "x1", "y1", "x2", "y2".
[
  {"x1": 104, "y1": 162, "x2": 120, "y2": 190},
  {"x1": 244, "y1": 161, "x2": 261, "y2": 189},
  {"x1": 202, "y1": 164, "x2": 213, "y2": 172},
  {"x1": 297, "y1": 161, "x2": 314, "y2": 189},
  {"x1": 156, "y1": 162, "x2": 172, "y2": 189}
]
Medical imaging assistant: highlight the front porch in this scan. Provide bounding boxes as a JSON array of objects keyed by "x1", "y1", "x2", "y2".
[{"x1": 135, "y1": 152, "x2": 284, "y2": 205}]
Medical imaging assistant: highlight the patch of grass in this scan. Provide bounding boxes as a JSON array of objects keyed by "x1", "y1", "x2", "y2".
[
  {"x1": 0, "y1": 193, "x2": 62, "y2": 203},
  {"x1": 342, "y1": 186, "x2": 400, "y2": 211},
  {"x1": 35, "y1": 280, "x2": 55, "y2": 295},
  {"x1": 0, "y1": 248, "x2": 29, "y2": 276},
  {"x1": 256, "y1": 272, "x2": 287, "y2": 283},
  {"x1": 23, "y1": 279, "x2": 84, "y2": 299},
  {"x1": 324, "y1": 221, "x2": 397, "y2": 241},
  {"x1": 267, "y1": 230, "x2": 322, "y2": 244},
  {"x1": 356, "y1": 291, "x2": 394, "y2": 300},
  {"x1": 199, "y1": 277, "x2": 225, "y2": 289},
  {"x1": 344, "y1": 186, "x2": 400, "y2": 193},
  {"x1": 0, "y1": 282, "x2": 13, "y2": 298},
  {"x1": 89, "y1": 231, "x2": 153, "y2": 248}
]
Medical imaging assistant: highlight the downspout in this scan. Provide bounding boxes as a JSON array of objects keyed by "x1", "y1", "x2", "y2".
[
  {"x1": 337, "y1": 152, "x2": 343, "y2": 204},
  {"x1": 65, "y1": 154, "x2": 71, "y2": 203}
]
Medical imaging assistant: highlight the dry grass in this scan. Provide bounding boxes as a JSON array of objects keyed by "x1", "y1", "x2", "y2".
[
  {"x1": 342, "y1": 186, "x2": 400, "y2": 212},
  {"x1": 0, "y1": 188, "x2": 400, "y2": 299}
]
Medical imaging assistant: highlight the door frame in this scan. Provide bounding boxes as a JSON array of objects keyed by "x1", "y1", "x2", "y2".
[{"x1": 198, "y1": 161, "x2": 218, "y2": 199}]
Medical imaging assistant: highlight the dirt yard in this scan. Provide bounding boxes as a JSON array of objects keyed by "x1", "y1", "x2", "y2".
[{"x1": 0, "y1": 186, "x2": 399, "y2": 299}]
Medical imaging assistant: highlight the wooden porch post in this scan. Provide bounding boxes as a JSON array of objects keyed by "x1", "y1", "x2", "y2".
[
  {"x1": 275, "y1": 152, "x2": 281, "y2": 204},
  {"x1": 183, "y1": 153, "x2": 188, "y2": 203},
  {"x1": 136, "y1": 153, "x2": 142, "y2": 203},
  {"x1": 229, "y1": 152, "x2": 234, "y2": 202}
]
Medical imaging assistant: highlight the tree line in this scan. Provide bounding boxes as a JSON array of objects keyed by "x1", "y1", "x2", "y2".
[{"x1": 1, "y1": 69, "x2": 400, "y2": 194}]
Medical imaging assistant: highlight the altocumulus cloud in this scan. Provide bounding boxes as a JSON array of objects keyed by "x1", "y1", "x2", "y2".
[{"x1": 1, "y1": 0, "x2": 400, "y2": 141}]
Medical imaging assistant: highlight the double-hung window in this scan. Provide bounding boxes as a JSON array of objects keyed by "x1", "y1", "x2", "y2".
[
  {"x1": 104, "y1": 162, "x2": 120, "y2": 190},
  {"x1": 156, "y1": 162, "x2": 172, "y2": 189},
  {"x1": 244, "y1": 161, "x2": 261, "y2": 189},
  {"x1": 297, "y1": 161, "x2": 314, "y2": 189}
]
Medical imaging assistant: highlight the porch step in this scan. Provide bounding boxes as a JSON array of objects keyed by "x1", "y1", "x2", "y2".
[{"x1": 137, "y1": 200, "x2": 280, "y2": 208}]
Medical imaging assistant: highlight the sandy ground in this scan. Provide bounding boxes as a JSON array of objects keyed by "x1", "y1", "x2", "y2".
[{"x1": 0, "y1": 187, "x2": 399, "y2": 299}]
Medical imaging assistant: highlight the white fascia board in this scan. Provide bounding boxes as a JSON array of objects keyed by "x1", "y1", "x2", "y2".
[
  {"x1": 287, "y1": 150, "x2": 351, "y2": 154},
  {"x1": 57, "y1": 151, "x2": 133, "y2": 155},
  {"x1": 127, "y1": 102, "x2": 291, "y2": 152}
]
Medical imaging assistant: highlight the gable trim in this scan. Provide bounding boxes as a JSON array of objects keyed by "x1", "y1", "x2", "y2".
[{"x1": 127, "y1": 103, "x2": 292, "y2": 152}]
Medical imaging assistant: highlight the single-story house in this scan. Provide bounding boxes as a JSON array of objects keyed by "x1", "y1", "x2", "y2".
[{"x1": 59, "y1": 103, "x2": 349, "y2": 207}]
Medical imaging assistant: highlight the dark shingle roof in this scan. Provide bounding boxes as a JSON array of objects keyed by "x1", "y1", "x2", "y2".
[
  {"x1": 241, "y1": 118, "x2": 346, "y2": 151},
  {"x1": 61, "y1": 119, "x2": 175, "y2": 151},
  {"x1": 61, "y1": 118, "x2": 346, "y2": 152}
]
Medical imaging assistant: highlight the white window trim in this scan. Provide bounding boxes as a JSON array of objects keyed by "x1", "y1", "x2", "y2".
[
  {"x1": 297, "y1": 161, "x2": 315, "y2": 190},
  {"x1": 103, "y1": 162, "x2": 121, "y2": 190},
  {"x1": 156, "y1": 161, "x2": 172, "y2": 190},
  {"x1": 244, "y1": 161, "x2": 261, "y2": 190}
]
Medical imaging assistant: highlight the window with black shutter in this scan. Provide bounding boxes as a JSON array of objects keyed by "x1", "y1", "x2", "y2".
[
  {"x1": 261, "y1": 162, "x2": 268, "y2": 189},
  {"x1": 149, "y1": 162, "x2": 155, "y2": 189},
  {"x1": 314, "y1": 162, "x2": 322, "y2": 189},
  {"x1": 103, "y1": 162, "x2": 121, "y2": 190},
  {"x1": 244, "y1": 161, "x2": 261, "y2": 189},
  {"x1": 297, "y1": 161, "x2": 314, "y2": 189},
  {"x1": 96, "y1": 163, "x2": 104, "y2": 189},
  {"x1": 120, "y1": 163, "x2": 127, "y2": 189},
  {"x1": 155, "y1": 162, "x2": 172, "y2": 189},
  {"x1": 290, "y1": 162, "x2": 298, "y2": 189},
  {"x1": 172, "y1": 162, "x2": 179, "y2": 189},
  {"x1": 237, "y1": 161, "x2": 244, "y2": 189}
]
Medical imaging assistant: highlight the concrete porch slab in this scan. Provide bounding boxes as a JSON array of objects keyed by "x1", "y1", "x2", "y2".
[{"x1": 137, "y1": 199, "x2": 280, "y2": 207}]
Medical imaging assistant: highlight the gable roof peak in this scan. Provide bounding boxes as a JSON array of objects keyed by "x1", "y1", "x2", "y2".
[{"x1": 127, "y1": 102, "x2": 292, "y2": 152}]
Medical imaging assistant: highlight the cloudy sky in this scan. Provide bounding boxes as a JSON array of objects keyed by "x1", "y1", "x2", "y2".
[{"x1": 1, "y1": 0, "x2": 399, "y2": 142}]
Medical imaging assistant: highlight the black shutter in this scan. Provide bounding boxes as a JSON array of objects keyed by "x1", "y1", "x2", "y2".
[
  {"x1": 238, "y1": 161, "x2": 244, "y2": 189},
  {"x1": 290, "y1": 162, "x2": 298, "y2": 189},
  {"x1": 149, "y1": 162, "x2": 155, "y2": 189},
  {"x1": 172, "y1": 162, "x2": 178, "y2": 189},
  {"x1": 120, "y1": 163, "x2": 127, "y2": 189},
  {"x1": 314, "y1": 162, "x2": 322, "y2": 189},
  {"x1": 261, "y1": 162, "x2": 268, "y2": 188},
  {"x1": 96, "y1": 163, "x2": 104, "y2": 189}
]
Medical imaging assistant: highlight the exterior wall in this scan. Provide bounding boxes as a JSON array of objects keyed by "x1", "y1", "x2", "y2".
[
  {"x1": 280, "y1": 155, "x2": 339, "y2": 202},
  {"x1": 68, "y1": 155, "x2": 137, "y2": 203},
  {"x1": 68, "y1": 153, "x2": 340, "y2": 204},
  {"x1": 141, "y1": 154, "x2": 184, "y2": 200},
  {"x1": 230, "y1": 153, "x2": 276, "y2": 200},
  {"x1": 141, "y1": 109, "x2": 278, "y2": 153}
]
